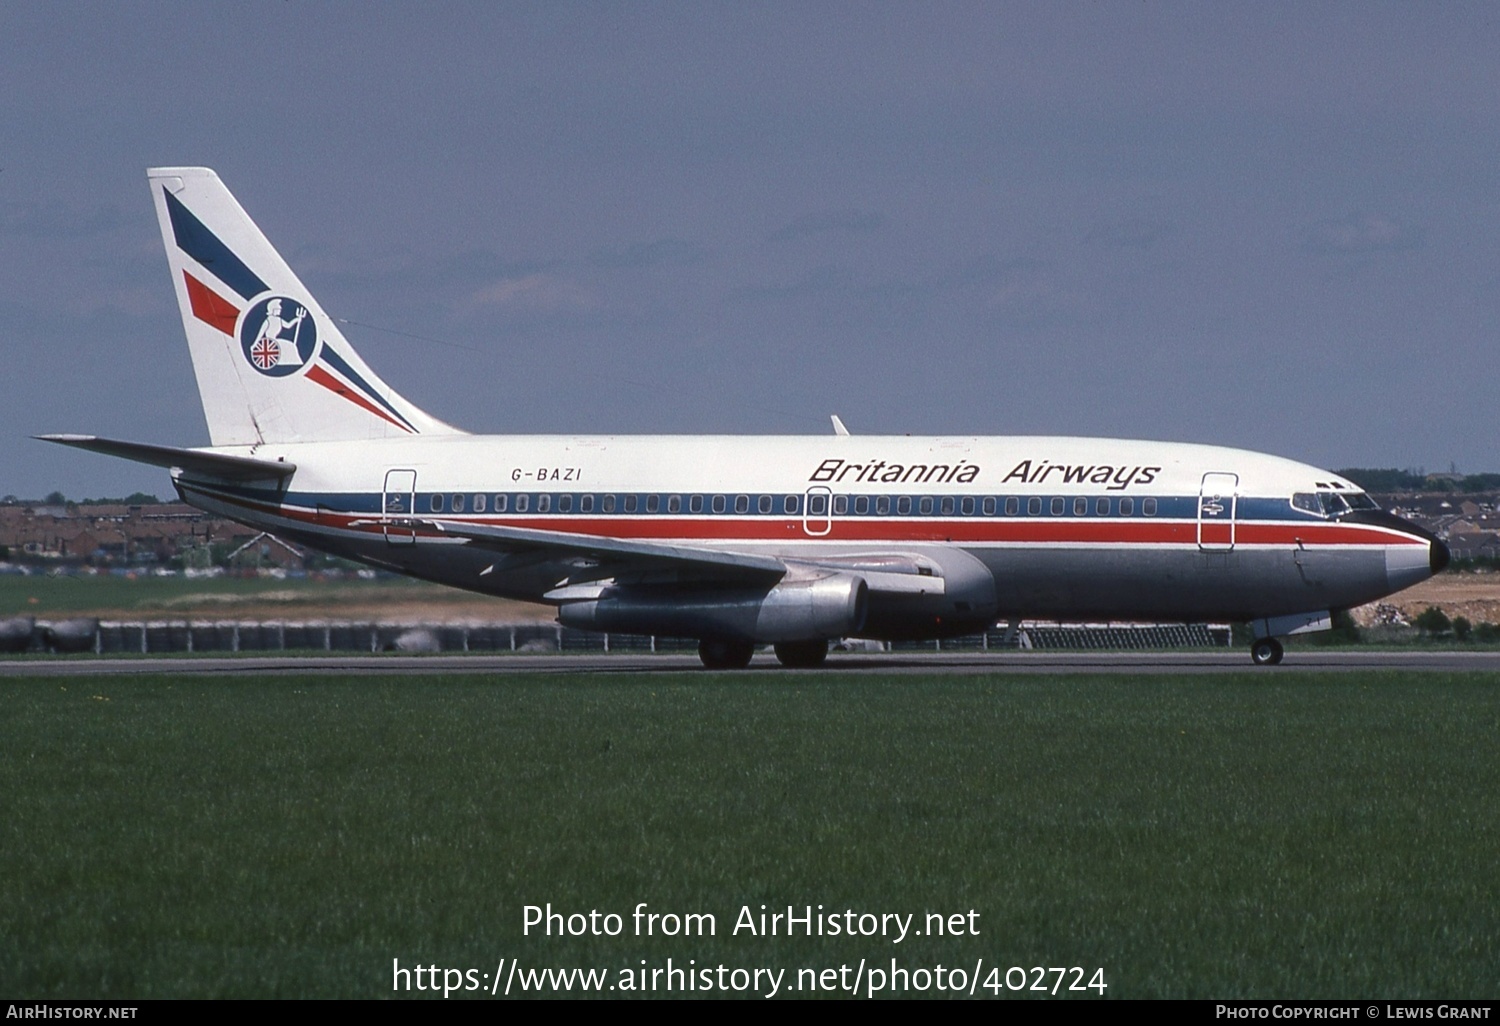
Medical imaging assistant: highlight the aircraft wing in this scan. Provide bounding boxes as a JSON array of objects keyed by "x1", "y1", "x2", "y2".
[
  {"x1": 412, "y1": 518, "x2": 945, "y2": 594},
  {"x1": 417, "y1": 518, "x2": 788, "y2": 585}
]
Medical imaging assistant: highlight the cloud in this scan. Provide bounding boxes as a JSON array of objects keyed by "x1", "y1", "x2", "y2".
[
  {"x1": 1303, "y1": 212, "x2": 1423, "y2": 254},
  {"x1": 586, "y1": 238, "x2": 706, "y2": 270},
  {"x1": 0, "y1": 202, "x2": 129, "y2": 239},
  {"x1": 771, "y1": 209, "x2": 884, "y2": 242},
  {"x1": 1085, "y1": 217, "x2": 1175, "y2": 250},
  {"x1": 468, "y1": 273, "x2": 598, "y2": 310}
]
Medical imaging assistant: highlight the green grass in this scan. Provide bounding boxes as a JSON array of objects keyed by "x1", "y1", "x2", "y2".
[
  {"x1": 2, "y1": 671, "x2": 1498, "y2": 998},
  {"x1": 0, "y1": 571, "x2": 466, "y2": 617}
]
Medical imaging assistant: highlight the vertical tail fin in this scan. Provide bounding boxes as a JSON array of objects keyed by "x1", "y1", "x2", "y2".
[{"x1": 148, "y1": 167, "x2": 463, "y2": 446}]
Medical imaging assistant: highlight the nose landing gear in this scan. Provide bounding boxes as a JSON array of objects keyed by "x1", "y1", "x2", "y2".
[{"x1": 1250, "y1": 637, "x2": 1285, "y2": 666}]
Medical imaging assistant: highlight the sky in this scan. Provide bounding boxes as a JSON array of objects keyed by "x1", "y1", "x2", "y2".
[{"x1": 2, "y1": 2, "x2": 1498, "y2": 500}]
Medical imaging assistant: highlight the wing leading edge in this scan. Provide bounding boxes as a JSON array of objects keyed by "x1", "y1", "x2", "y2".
[{"x1": 407, "y1": 517, "x2": 946, "y2": 596}]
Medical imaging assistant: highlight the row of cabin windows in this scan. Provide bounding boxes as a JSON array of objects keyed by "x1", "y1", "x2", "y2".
[{"x1": 417, "y1": 492, "x2": 1161, "y2": 518}]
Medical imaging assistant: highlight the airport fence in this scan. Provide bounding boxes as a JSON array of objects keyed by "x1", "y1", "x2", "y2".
[{"x1": 0, "y1": 617, "x2": 1230, "y2": 656}]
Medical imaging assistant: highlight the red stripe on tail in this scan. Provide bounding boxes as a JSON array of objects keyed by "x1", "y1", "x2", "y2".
[
  {"x1": 305, "y1": 364, "x2": 414, "y2": 433},
  {"x1": 183, "y1": 272, "x2": 240, "y2": 336}
]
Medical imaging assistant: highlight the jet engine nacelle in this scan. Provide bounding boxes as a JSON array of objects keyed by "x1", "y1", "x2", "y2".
[{"x1": 558, "y1": 573, "x2": 869, "y2": 643}]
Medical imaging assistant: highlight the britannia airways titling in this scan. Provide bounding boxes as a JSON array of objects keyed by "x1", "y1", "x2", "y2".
[{"x1": 810, "y1": 458, "x2": 1160, "y2": 490}]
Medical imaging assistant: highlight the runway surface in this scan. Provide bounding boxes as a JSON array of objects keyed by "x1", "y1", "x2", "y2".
[{"x1": 6, "y1": 650, "x2": 1500, "y2": 676}]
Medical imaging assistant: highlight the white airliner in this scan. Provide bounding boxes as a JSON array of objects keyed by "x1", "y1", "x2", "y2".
[{"x1": 40, "y1": 167, "x2": 1448, "y2": 667}]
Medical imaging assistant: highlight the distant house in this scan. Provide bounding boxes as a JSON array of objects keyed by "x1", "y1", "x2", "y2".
[
  {"x1": 0, "y1": 501, "x2": 303, "y2": 568},
  {"x1": 1445, "y1": 531, "x2": 1500, "y2": 562}
]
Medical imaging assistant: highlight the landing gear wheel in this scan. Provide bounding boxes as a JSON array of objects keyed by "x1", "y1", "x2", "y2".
[
  {"x1": 1250, "y1": 637, "x2": 1284, "y2": 666},
  {"x1": 774, "y1": 639, "x2": 829, "y2": 668},
  {"x1": 698, "y1": 638, "x2": 755, "y2": 669}
]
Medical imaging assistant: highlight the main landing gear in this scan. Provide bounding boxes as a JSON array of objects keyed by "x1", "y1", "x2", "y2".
[
  {"x1": 773, "y1": 639, "x2": 829, "y2": 668},
  {"x1": 696, "y1": 638, "x2": 831, "y2": 669},
  {"x1": 698, "y1": 638, "x2": 755, "y2": 670},
  {"x1": 1250, "y1": 637, "x2": 1285, "y2": 666}
]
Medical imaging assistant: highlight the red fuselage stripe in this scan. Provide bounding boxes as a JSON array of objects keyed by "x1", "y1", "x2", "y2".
[{"x1": 187, "y1": 489, "x2": 1425, "y2": 548}]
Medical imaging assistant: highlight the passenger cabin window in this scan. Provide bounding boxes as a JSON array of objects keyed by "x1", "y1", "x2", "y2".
[
  {"x1": 940, "y1": 497, "x2": 955, "y2": 515},
  {"x1": 1095, "y1": 497, "x2": 1109, "y2": 515},
  {"x1": 536, "y1": 494, "x2": 551, "y2": 513},
  {"x1": 808, "y1": 494, "x2": 827, "y2": 515},
  {"x1": 1142, "y1": 497, "x2": 1157, "y2": 516},
  {"x1": 431, "y1": 494, "x2": 445, "y2": 513},
  {"x1": 1074, "y1": 497, "x2": 1088, "y2": 516},
  {"x1": 785, "y1": 495, "x2": 799, "y2": 514},
  {"x1": 759, "y1": 495, "x2": 772, "y2": 514},
  {"x1": 1119, "y1": 496, "x2": 1133, "y2": 516},
  {"x1": 854, "y1": 496, "x2": 869, "y2": 515},
  {"x1": 712, "y1": 495, "x2": 727, "y2": 514},
  {"x1": 919, "y1": 497, "x2": 934, "y2": 515},
  {"x1": 474, "y1": 494, "x2": 487, "y2": 513},
  {"x1": 452, "y1": 494, "x2": 465, "y2": 513},
  {"x1": 580, "y1": 494, "x2": 594, "y2": 513},
  {"x1": 494, "y1": 495, "x2": 507, "y2": 513},
  {"x1": 1006, "y1": 497, "x2": 1020, "y2": 516},
  {"x1": 667, "y1": 495, "x2": 681, "y2": 513},
  {"x1": 833, "y1": 495, "x2": 848, "y2": 515},
  {"x1": 1027, "y1": 497, "x2": 1042, "y2": 516},
  {"x1": 876, "y1": 496, "x2": 890, "y2": 515},
  {"x1": 624, "y1": 495, "x2": 638, "y2": 513},
  {"x1": 558, "y1": 495, "x2": 572, "y2": 513},
  {"x1": 690, "y1": 495, "x2": 704, "y2": 514},
  {"x1": 647, "y1": 495, "x2": 660, "y2": 513},
  {"x1": 515, "y1": 494, "x2": 529, "y2": 512},
  {"x1": 962, "y1": 497, "x2": 975, "y2": 515},
  {"x1": 983, "y1": 497, "x2": 996, "y2": 516},
  {"x1": 897, "y1": 497, "x2": 912, "y2": 515},
  {"x1": 735, "y1": 495, "x2": 750, "y2": 514},
  {"x1": 1051, "y1": 497, "x2": 1066, "y2": 516}
]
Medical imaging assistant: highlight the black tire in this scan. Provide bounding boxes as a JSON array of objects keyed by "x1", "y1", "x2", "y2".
[
  {"x1": 698, "y1": 638, "x2": 755, "y2": 669},
  {"x1": 1250, "y1": 637, "x2": 1284, "y2": 666},
  {"x1": 773, "y1": 639, "x2": 829, "y2": 668}
]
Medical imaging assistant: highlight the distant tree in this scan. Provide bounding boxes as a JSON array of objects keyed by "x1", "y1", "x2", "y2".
[
  {"x1": 1475, "y1": 622, "x2": 1500, "y2": 643},
  {"x1": 0, "y1": 544, "x2": 9, "y2": 560},
  {"x1": 1460, "y1": 474, "x2": 1500, "y2": 493},
  {"x1": 1331, "y1": 609, "x2": 1361, "y2": 643},
  {"x1": 1414, "y1": 606, "x2": 1453, "y2": 638},
  {"x1": 78, "y1": 493, "x2": 163, "y2": 506},
  {"x1": 43, "y1": 490, "x2": 66, "y2": 505},
  {"x1": 1303, "y1": 608, "x2": 1362, "y2": 646},
  {"x1": 1334, "y1": 469, "x2": 1427, "y2": 492},
  {"x1": 1453, "y1": 616, "x2": 1473, "y2": 641}
]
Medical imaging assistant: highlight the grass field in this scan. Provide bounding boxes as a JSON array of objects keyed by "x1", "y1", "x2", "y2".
[
  {"x1": 2, "y1": 670, "x2": 1497, "y2": 999},
  {"x1": 0, "y1": 571, "x2": 543, "y2": 621}
]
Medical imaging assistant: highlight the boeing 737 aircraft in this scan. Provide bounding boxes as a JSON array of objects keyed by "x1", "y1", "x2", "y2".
[{"x1": 40, "y1": 167, "x2": 1448, "y2": 667}]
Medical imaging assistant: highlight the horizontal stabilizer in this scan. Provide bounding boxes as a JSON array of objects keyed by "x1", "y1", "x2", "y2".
[{"x1": 35, "y1": 434, "x2": 296, "y2": 481}]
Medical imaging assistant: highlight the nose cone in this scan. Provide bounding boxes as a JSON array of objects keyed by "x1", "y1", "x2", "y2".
[
  {"x1": 1344, "y1": 509, "x2": 1446, "y2": 593},
  {"x1": 1430, "y1": 535, "x2": 1451, "y2": 575}
]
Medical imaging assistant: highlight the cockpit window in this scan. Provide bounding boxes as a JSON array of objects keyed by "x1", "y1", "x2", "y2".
[{"x1": 1293, "y1": 490, "x2": 1367, "y2": 517}]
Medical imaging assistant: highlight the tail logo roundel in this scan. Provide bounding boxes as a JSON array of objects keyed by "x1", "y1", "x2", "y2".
[{"x1": 239, "y1": 295, "x2": 319, "y2": 376}]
